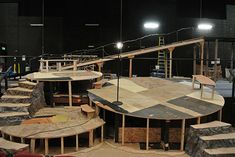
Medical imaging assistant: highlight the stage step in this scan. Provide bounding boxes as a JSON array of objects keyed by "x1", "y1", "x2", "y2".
[
  {"x1": 203, "y1": 147, "x2": 235, "y2": 157},
  {"x1": 0, "y1": 95, "x2": 31, "y2": 103},
  {"x1": 0, "y1": 103, "x2": 30, "y2": 113},
  {"x1": 193, "y1": 132, "x2": 235, "y2": 155},
  {"x1": 6, "y1": 87, "x2": 33, "y2": 96},
  {"x1": 18, "y1": 81, "x2": 37, "y2": 89},
  {"x1": 0, "y1": 111, "x2": 29, "y2": 126},
  {"x1": 0, "y1": 137, "x2": 29, "y2": 151},
  {"x1": 185, "y1": 121, "x2": 233, "y2": 156}
]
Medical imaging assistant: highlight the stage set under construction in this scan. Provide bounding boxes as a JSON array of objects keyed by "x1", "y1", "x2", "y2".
[{"x1": 0, "y1": 37, "x2": 234, "y2": 157}]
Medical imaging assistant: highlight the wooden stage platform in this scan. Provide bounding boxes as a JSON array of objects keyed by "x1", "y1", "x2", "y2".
[
  {"x1": 1, "y1": 107, "x2": 105, "y2": 155},
  {"x1": 26, "y1": 70, "x2": 102, "y2": 82},
  {"x1": 88, "y1": 77, "x2": 224, "y2": 120}
]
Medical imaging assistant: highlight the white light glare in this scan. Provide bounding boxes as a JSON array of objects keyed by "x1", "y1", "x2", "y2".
[
  {"x1": 144, "y1": 22, "x2": 159, "y2": 29},
  {"x1": 116, "y1": 42, "x2": 123, "y2": 49},
  {"x1": 197, "y1": 23, "x2": 213, "y2": 30}
]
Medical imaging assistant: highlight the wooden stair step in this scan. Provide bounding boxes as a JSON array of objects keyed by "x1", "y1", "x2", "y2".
[
  {"x1": 0, "y1": 137, "x2": 28, "y2": 150},
  {"x1": 0, "y1": 103, "x2": 30, "y2": 113},
  {"x1": 191, "y1": 121, "x2": 231, "y2": 129},
  {"x1": 18, "y1": 81, "x2": 37, "y2": 89},
  {"x1": 1, "y1": 95, "x2": 31, "y2": 99},
  {"x1": 7, "y1": 87, "x2": 33, "y2": 92},
  {"x1": 204, "y1": 147, "x2": 235, "y2": 156},
  {"x1": 6, "y1": 87, "x2": 33, "y2": 96},
  {"x1": 0, "y1": 103, "x2": 30, "y2": 108},
  {"x1": 0, "y1": 111, "x2": 29, "y2": 118},
  {"x1": 200, "y1": 132, "x2": 235, "y2": 141},
  {"x1": 0, "y1": 95, "x2": 31, "y2": 103}
]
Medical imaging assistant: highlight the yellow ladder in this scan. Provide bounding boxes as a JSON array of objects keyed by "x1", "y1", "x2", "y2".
[{"x1": 157, "y1": 37, "x2": 169, "y2": 78}]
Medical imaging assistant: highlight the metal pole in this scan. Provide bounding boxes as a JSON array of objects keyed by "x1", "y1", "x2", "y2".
[{"x1": 41, "y1": 0, "x2": 45, "y2": 56}]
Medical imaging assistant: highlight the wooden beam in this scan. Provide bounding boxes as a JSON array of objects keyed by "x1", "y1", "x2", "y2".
[
  {"x1": 68, "y1": 81, "x2": 72, "y2": 107},
  {"x1": 62, "y1": 37, "x2": 205, "y2": 70},
  {"x1": 76, "y1": 134, "x2": 79, "y2": 151},
  {"x1": 168, "y1": 47, "x2": 174, "y2": 79},
  {"x1": 9, "y1": 136, "x2": 13, "y2": 141},
  {"x1": 101, "y1": 125, "x2": 104, "y2": 143},
  {"x1": 21, "y1": 138, "x2": 24, "y2": 144},
  {"x1": 218, "y1": 109, "x2": 222, "y2": 121},
  {"x1": 180, "y1": 119, "x2": 186, "y2": 151},
  {"x1": 122, "y1": 114, "x2": 125, "y2": 145},
  {"x1": 73, "y1": 60, "x2": 77, "y2": 71},
  {"x1": 128, "y1": 56, "x2": 134, "y2": 78},
  {"x1": 205, "y1": 42, "x2": 209, "y2": 76},
  {"x1": 46, "y1": 61, "x2": 49, "y2": 72},
  {"x1": 89, "y1": 130, "x2": 94, "y2": 147},
  {"x1": 30, "y1": 139, "x2": 35, "y2": 153},
  {"x1": 200, "y1": 41, "x2": 204, "y2": 75},
  {"x1": 197, "y1": 117, "x2": 201, "y2": 124},
  {"x1": 97, "y1": 62, "x2": 104, "y2": 72},
  {"x1": 214, "y1": 39, "x2": 218, "y2": 81},
  {"x1": 45, "y1": 138, "x2": 49, "y2": 155},
  {"x1": 61, "y1": 137, "x2": 64, "y2": 154},
  {"x1": 146, "y1": 118, "x2": 149, "y2": 150},
  {"x1": 193, "y1": 46, "x2": 197, "y2": 75}
]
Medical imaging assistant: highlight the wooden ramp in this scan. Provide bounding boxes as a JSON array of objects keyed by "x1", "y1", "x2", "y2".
[
  {"x1": 62, "y1": 37, "x2": 204, "y2": 70},
  {"x1": 0, "y1": 137, "x2": 28, "y2": 150}
]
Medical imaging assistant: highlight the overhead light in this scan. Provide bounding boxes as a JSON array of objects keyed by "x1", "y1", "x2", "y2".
[
  {"x1": 30, "y1": 23, "x2": 44, "y2": 27},
  {"x1": 197, "y1": 23, "x2": 213, "y2": 30},
  {"x1": 85, "y1": 24, "x2": 99, "y2": 27},
  {"x1": 88, "y1": 45, "x2": 94, "y2": 48},
  {"x1": 1, "y1": 47, "x2": 6, "y2": 51},
  {"x1": 116, "y1": 42, "x2": 123, "y2": 49},
  {"x1": 144, "y1": 22, "x2": 159, "y2": 29}
]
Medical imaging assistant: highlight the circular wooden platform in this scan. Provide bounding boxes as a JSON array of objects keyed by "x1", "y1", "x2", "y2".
[
  {"x1": 1, "y1": 108, "x2": 105, "y2": 155},
  {"x1": 88, "y1": 77, "x2": 224, "y2": 120},
  {"x1": 26, "y1": 70, "x2": 103, "y2": 82}
]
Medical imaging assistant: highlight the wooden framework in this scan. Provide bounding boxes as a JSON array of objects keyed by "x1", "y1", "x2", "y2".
[
  {"x1": 62, "y1": 37, "x2": 205, "y2": 77},
  {"x1": 1, "y1": 117, "x2": 105, "y2": 155},
  {"x1": 192, "y1": 75, "x2": 216, "y2": 99}
]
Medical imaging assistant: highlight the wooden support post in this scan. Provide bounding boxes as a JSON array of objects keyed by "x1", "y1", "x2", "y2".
[
  {"x1": 214, "y1": 39, "x2": 218, "y2": 81},
  {"x1": 200, "y1": 85, "x2": 204, "y2": 98},
  {"x1": 206, "y1": 42, "x2": 209, "y2": 76},
  {"x1": 57, "y1": 62, "x2": 62, "y2": 71},
  {"x1": 122, "y1": 114, "x2": 125, "y2": 145},
  {"x1": 21, "y1": 138, "x2": 24, "y2": 143},
  {"x1": 68, "y1": 81, "x2": 72, "y2": 107},
  {"x1": 46, "y1": 61, "x2": 49, "y2": 72},
  {"x1": 30, "y1": 139, "x2": 35, "y2": 153},
  {"x1": 89, "y1": 130, "x2": 94, "y2": 147},
  {"x1": 197, "y1": 117, "x2": 201, "y2": 124},
  {"x1": 168, "y1": 47, "x2": 174, "y2": 79},
  {"x1": 218, "y1": 109, "x2": 222, "y2": 121},
  {"x1": 180, "y1": 119, "x2": 186, "y2": 151},
  {"x1": 146, "y1": 118, "x2": 149, "y2": 150},
  {"x1": 73, "y1": 60, "x2": 77, "y2": 71},
  {"x1": 89, "y1": 99, "x2": 92, "y2": 106},
  {"x1": 61, "y1": 137, "x2": 64, "y2": 154},
  {"x1": 9, "y1": 136, "x2": 13, "y2": 141},
  {"x1": 193, "y1": 46, "x2": 197, "y2": 75},
  {"x1": 200, "y1": 41, "x2": 204, "y2": 75},
  {"x1": 101, "y1": 125, "x2": 104, "y2": 143},
  {"x1": 45, "y1": 138, "x2": 49, "y2": 155},
  {"x1": 97, "y1": 62, "x2": 103, "y2": 72},
  {"x1": 165, "y1": 54, "x2": 168, "y2": 79},
  {"x1": 39, "y1": 60, "x2": 43, "y2": 71},
  {"x1": 76, "y1": 134, "x2": 79, "y2": 151},
  {"x1": 128, "y1": 56, "x2": 134, "y2": 78}
]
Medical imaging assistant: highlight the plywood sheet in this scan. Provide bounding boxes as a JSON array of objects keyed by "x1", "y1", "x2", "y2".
[{"x1": 108, "y1": 78, "x2": 147, "y2": 93}]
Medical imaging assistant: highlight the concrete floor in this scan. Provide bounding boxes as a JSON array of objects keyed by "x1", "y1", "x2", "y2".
[{"x1": 68, "y1": 142, "x2": 189, "y2": 157}]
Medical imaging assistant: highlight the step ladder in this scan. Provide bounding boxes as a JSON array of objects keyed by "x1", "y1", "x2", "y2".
[{"x1": 157, "y1": 37, "x2": 169, "y2": 78}]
